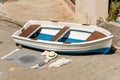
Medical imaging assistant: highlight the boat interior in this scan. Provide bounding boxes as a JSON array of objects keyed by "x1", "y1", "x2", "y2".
[{"x1": 19, "y1": 25, "x2": 106, "y2": 44}]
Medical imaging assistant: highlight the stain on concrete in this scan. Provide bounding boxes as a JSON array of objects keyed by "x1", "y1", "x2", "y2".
[{"x1": 19, "y1": 55, "x2": 37, "y2": 63}]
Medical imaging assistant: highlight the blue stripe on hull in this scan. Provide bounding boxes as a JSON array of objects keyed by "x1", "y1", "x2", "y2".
[
  {"x1": 56, "y1": 48, "x2": 111, "y2": 55},
  {"x1": 16, "y1": 43, "x2": 111, "y2": 55}
]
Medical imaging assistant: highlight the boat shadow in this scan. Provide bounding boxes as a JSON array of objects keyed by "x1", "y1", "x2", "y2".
[{"x1": 106, "y1": 46, "x2": 117, "y2": 55}]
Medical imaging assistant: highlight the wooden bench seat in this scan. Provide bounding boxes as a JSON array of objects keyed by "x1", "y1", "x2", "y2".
[
  {"x1": 19, "y1": 25, "x2": 40, "y2": 37},
  {"x1": 86, "y1": 31, "x2": 106, "y2": 41},
  {"x1": 50, "y1": 26, "x2": 70, "y2": 41}
]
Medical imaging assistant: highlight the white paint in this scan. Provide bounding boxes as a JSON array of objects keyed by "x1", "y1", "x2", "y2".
[
  {"x1": 75, "y1": 0, "x2": 109, "y2": 25},
  {"x1": 1, "y1": 49, "x2": 20, "y2": 60},
  {"x1": 69, "y1": 31, "x2": 91, "y2": 40}
]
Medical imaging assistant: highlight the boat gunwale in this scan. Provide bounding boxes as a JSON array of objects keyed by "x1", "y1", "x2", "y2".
[{"x1": 12, "y1": 34, "x2": 113, "y2": 46}]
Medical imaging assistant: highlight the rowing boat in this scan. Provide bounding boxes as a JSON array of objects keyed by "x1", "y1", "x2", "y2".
[{"x1": 12, "y1": 20, "x2": 114, "y2": 54}]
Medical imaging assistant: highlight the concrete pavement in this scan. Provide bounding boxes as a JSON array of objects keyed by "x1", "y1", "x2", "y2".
[
  {"x1": 0, "y1": 0, "x2": 77, "y2": 23},
  {"x1": 0, "y1": 0, "x2": 120, "y2": 80}
]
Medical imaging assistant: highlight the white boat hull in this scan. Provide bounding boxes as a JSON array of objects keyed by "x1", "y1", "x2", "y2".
[
  {"x1": 12, "y1": 20, "x2": 114, "y2": 54},
  {"x1": 13, "y1": 35, "x2": 113, "y2": 54}
]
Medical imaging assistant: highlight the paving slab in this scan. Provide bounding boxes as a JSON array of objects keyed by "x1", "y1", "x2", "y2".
[{"x1": 0, "y1": 0, "x2": 77, "y2": 23}]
